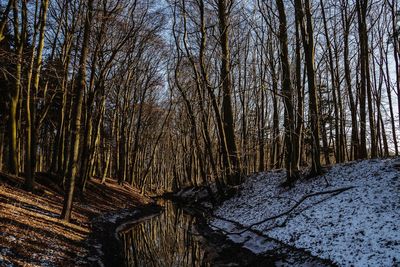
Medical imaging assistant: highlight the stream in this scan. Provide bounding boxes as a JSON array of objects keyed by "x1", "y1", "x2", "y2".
[
  {"x1": 118, "y1": 200, "x2": 211, "y2": 266},
  {"x1": 116, "y1": 199, "x2": 335, "y2": 267}
]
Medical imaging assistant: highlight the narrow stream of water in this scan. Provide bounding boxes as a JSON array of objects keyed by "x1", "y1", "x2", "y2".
[{"x1": 118, "y1": 200, "x2": 211, "y2": 267}]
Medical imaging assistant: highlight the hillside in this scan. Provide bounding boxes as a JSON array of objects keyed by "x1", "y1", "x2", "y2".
[
  {"x1": 212, "y1": 158, "x2": 400, "y2": 267},
  {"x1": 0, "y1": 174, "x2": 152, "y2": 266}
]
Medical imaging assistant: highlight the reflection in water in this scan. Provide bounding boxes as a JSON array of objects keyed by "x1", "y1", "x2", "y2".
[{"x1": 119, "y1": 200, "x2": 210, "y2": 267}]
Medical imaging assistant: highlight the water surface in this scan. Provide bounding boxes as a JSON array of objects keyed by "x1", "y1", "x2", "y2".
[{"x1": 119, "y1": 200, "x2": 210, "y2": 267}]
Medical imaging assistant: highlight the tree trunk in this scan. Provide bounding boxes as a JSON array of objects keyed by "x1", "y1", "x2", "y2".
[
  {"x1": 8, "y1": 0, "x2": 27, "y2": 175},
  {"x1": 320, "y1": 0, "x2": 343, "y2": 163},
  {"x1": 276, "y1": 0, "x2": 298, "y2": 184},
  {"x1": 61, "y1": 0, "x2": 94, "y2": 222},
  {"x1": 294, "y1": 14, "x2": 304, "y2": 169},
  {"x1": 24, "y1": 0, "x2": 49, "y2": 190},
  {"x1": 217, "y1": 0, "x2": 242, "y2": 185},
  {"x1": 295, "y1": 0, "x2": 322, "y2": 176},
  {"x1": 356, "y1": 0, "x2": 369, "y2": 159},
  {"x1": 342, "y1": 3, "x2": 359, "y2": 160}
]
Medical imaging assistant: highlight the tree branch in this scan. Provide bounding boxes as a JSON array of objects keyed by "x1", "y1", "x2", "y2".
[{"x1": 212, "y1": 186, "x2": 355, "y2": 235}]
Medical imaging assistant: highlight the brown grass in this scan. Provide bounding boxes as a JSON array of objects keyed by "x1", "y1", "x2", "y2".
[{"x1": 0, "y1": 173, "x2": 152, "y2": 266}]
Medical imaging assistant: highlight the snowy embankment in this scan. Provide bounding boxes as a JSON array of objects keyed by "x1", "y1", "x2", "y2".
[{"x1": 211, "y1": 158, "x2": 400, "y2": 267}]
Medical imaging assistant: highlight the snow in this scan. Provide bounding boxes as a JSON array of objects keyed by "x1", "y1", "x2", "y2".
[
  {"x1": 0, "y1": 248, "x2": 13, "y2": 267},
  {"x1": 212, "y1": 158, "x2": 400, "y2": 267}
]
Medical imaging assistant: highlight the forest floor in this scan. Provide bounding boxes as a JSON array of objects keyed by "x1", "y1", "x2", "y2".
[
  {"x1": 211, "y1": 157, "x2": 400, "y2": 267},
  {"x1": 0, "y1": 172, "x2": 154, "y2": 266}
]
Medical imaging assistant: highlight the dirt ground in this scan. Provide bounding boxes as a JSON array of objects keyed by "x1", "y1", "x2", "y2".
[{"x1": 0, "y1": 172, "x2": 152, "y2": 266}]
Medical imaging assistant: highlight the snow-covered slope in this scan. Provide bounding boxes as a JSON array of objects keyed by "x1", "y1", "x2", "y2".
[{"x1": 212, "y1": 158, "x2": 400, "y2": 267}]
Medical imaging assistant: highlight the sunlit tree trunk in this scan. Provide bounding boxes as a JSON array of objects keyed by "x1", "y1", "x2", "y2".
[
  {"x1": 25, "y1": 0, "x2": 49, "y2": 190},
  {"x1": 61, "y1": 0, "x2": 94, "y2": 222},
  {"x1": 8, "y1": 0, "x2": 27, "y2": 176},
  {"x1": 24, "y1": 0, "x2": 38, "y2": 190}
]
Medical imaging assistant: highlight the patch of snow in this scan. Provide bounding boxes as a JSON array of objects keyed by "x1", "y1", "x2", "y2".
[
  {"x1": 212, "y1": 158, "x2": 400, "y2": 267},
  {"x1": 39, "y1": 260, "x2": 55, "y2": 267},
  {"x1": 0, "y1": 258, "x2": 14, "y2": 267},
  {"x1": 0, "y1": 248, "x2": 14, "y2": 266},
  {"x1": 0, "y1": 248, "x2": 12, "y2": 255}
]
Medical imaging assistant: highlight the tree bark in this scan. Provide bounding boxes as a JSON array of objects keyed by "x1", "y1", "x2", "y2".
[
  {"x1": 276, "y1": 0, "x2": 298, "y2": 184},
  {"x1": 8, "y1": 0, "x2": 27, "y2": 175},
  {"x1": 341, "y1": 2, "x2": 359, "y2": 160},
  {"x1": 295, "y1": 0, "x2": 322, "y2": 176},
  {"x1": 61, "y1": 0, "x2": 94, "y2": 222},
  {"x1": 218, "y1": 0, "x2": 241, "y2": 185}
]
